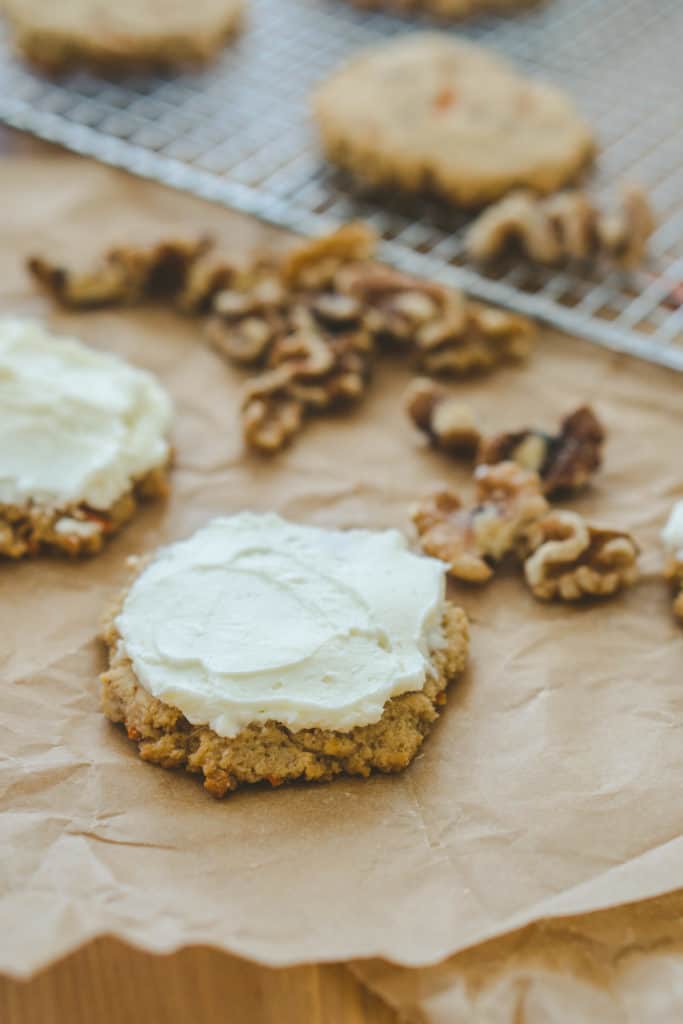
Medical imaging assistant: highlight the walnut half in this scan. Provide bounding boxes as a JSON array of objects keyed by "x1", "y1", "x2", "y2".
[
  {"x1": 416, "y1": 302, "x2": 534, "y2": 376},
  {"x1": 405, "y1": 378, "x2": 481, "y2": 457},
  {"x1": 477, "y1": 405, "x2": 605, "y2": 496},
  {"x1": 412, "y1": 462, "x2": 548, "y2": 583},
  {"x1": 241, "y1": 366, "x2": 304, "y2": 454},
  {"x1": 465, "y1": 183, "x2": 655, "y2": 270},
  {"x1": 523, "y1": 510, "x2": 639, "y2": 601},
  {"x1": 28, "y1": 237, "x2": 215, "y2": 309}
]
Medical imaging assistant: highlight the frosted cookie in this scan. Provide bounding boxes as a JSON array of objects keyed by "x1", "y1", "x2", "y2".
[
  {"x1": 101, "y1": 513, "x2": 468, "y2": 797},
  {"x1": 0, "y1": 319, "x2": 172, "y2": 559},
  {"x1": 2, "y1": 0, "x2": 245, "y2": 74},
  {"x1": 313, "y1": 33, "x2": 595, "y2": 207},
  {"x1": 348, "y1": 0, "x2": 539, "y2": 16}
]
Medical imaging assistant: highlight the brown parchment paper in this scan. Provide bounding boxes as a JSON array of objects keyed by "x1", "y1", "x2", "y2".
[
  {"x1": 351, "y1": 891, "x2": 683, "y2": 1022},
  {"x1": 1, "y1": 153, "x2": 683, "y2": 981}
]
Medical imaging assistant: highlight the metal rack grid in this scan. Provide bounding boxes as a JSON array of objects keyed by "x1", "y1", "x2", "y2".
[{"x1": 1, "y1": 0, "x2": 683, "y2": 369}]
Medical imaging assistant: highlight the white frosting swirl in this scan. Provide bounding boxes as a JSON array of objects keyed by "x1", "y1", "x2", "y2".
[
  {"x1": 117, "y1": 513, "x2": 448, "y2": 736},
  {"x1": 0, "y1": 318, "x2": 172, "y2": 510}
]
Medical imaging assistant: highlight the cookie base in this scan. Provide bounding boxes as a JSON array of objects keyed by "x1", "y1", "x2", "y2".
[
  {"x1": 0, "y1": 464, "x2": 170, "y2": 560},
  {"x1": 101, "y1": 602, "x2": 469, "y2": 798}
]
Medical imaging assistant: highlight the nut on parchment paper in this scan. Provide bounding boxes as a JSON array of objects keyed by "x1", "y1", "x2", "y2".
[
  {"x1": 337, "y1": 262, "x2": 465, "y2": 347},
  {"x1": 466, "y1": 183, "x2": 655, "y2": 270},
  {"x1": 522, "y1": 510, "x2": 639, "y2": 601},
  {"x1": 241, "y1": 315, "x2": 375, "y2": 453},
  {"x1": 478, "y1": 405, "x2": 604, "y2": 496},
  {"x1": 281, "y1": 222, "x2": 377, "y2": 289},
  {"x1": 412, "y1": 462, "x2": 548, "y2": 583},
  {"x1": 207, "y1": 271, "x2": 287, "y2": 365},
  {"x1": 27, "y1": 237, "x2": 217, "y2": 309},
  {"x1": 270, "y1": 327, "x2": 373, "y2": 410},
  {"x1": 405, "y1": 378, "x2": 481, "y2": 456},
  {"x1": 416, "y1": 302, "x2": 535, "y2": 376},
  {"x1": 241, "y1": 366, "x2": 305, "y2": 454}
]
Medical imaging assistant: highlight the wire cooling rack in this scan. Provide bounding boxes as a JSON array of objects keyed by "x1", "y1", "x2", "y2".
[{"x1": 1, "y1": 0, "x2": 683, "y2": 369}]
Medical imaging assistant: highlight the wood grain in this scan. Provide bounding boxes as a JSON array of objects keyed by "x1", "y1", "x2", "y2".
[{"x1": 0, "y1": 939, "x2": 398, "y2": 1024}]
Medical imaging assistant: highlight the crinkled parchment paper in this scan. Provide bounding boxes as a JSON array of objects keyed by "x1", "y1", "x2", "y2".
[
  {"x1": 352, "y1": 891, "x2": 683, "y2": 1022},
  {"x1": 1, "y1": 155, "x2": 682, "y2": 981}
]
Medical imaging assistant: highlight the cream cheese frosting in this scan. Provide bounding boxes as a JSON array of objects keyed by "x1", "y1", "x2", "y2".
[
  {"x1": 0, "y1": 318, "x2": 172, "y2": 510},
  {"x1": 116, "y1": 513, "x2": 448, "y2": 737},
  {"x1": 662, "y1": 500, "x2": 683, "y2": 558}
]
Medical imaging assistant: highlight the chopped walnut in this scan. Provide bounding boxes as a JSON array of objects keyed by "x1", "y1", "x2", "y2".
[
  {"x1": 412, "y1": 489, "x2": 493, "y2": 583},
  {"x1": 523, "y1": 510, "x2": 639, "y2": 601},
  {"x1": 405, "y1": 378, "x2": 481, "y2": 456},
  {"x1": 412, "y1": 462, "x2": 548, "y2": 583},
  {"x1": 466, "y1": 183, "x2": 655, "y2": 269},
  {"x1": 281, "y1": 223, "x2": 377, "y2": 289},
  {"x1": 472, "y1": 463, "x2": 550, "y2": 562},
  {"x1": 28, "y1": 237, "x2": 212, "y2": 309},
  {"x1": 241, "y1": 310, "x2": 374, "y2": 453},
  {"x1": 416, "y1": 301, "x2": 535, "y2": 375},
  {"x1": 596, "y1": 183, "x2": 657, "y2": 269},
  {"x1": 477, "y1": 404, "x2": 604, "y2": 495},
  {"x1": 174, "y1": 254, "x2": 236, "y2": 314},
  {"x1": 337, "y1": 263, "x2": 466, "y2": 347},
  {"x1": 241, "y1": 367, "x2": 305, "y2": 454},
  {"x1": 270, "y1": 319, "x2": 373, "y2": 410},
  {"x1": 207, "y1": 271, "x2": 287, "y2": 365}
]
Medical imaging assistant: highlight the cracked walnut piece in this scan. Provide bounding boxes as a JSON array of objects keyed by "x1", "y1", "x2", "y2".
[
  {"x1": 477, "y1": 404, "x2": 605, "y2": 495},
  {"x1": 240, "y1": 309, "x2": 375, "y2": 453},
  {"x1": 466, "y1": 183, "x2": 655, "y2": 269},
  {"x1": 203, "y1": 224, "x2": 534, "y2": 454},
  {"x1": 415, "y1": 302, "x2": 534, "y2": 375},
  {"x1": 412, "y1": 462, "x2": 548, "y2": 582},
  {"x1": 405, "y1": 378, "x2": 481, "y2": 456},
  {"x1": 523, "y1": 510, "x2": 639, "y2": 601},
  {"x1": 28, "y1": 237, "x2": 234, "y2": 311},
  {"x1": 208, "y1": 225, "x2": 535, "y2": 379}
]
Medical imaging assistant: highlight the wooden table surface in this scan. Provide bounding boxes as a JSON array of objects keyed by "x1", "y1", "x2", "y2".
[{"x1": 0, "y1": 125, "x2": 398, "y2": 1024}]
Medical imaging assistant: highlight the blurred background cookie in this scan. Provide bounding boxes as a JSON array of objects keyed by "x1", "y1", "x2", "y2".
[
  {"x1": 2, "y1": 0, "x2": 245, "y2": 73},
  {"x1": 313, "y1": 33, "x2": 594, "y2": 207}
]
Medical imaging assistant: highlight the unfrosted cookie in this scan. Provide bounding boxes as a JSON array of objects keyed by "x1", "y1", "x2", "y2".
[
  {"x1": 101, "y1": 513, "x2": 468, "y2": 797},
  {"x1": 3, "y1": 0, "x2": 245, "y2": 73},
  {"x1": 0, "y1": 319, "x2": 172, "y2": 559},
  {"x1": 313, "y1": 33, "x2": 595, "y2": 207},
  {"x1": 348, "y1": 0, "x2": 539, "y2": 17}
]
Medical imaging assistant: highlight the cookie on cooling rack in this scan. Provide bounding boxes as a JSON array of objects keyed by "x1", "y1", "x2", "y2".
[
  {"x1": 2, "y1": 0, "x2": 245, "y2": 73},
  {"x1": 347, "y1": 0, "x2": 540, "y2": 17},
  {"x1": 313, "y1": 33, "x2": 595, "y2": 207},
  {"x1": 101, "y1": 512, "x2": 469, "y2": 797},
  {"x1": 0, "y1": 318, "x2": 172, "y2": 559}
]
